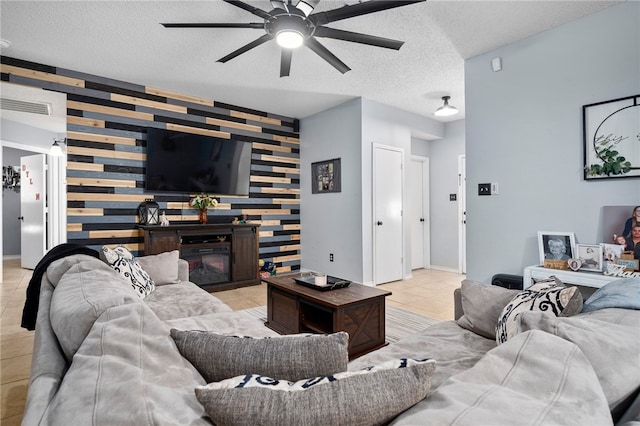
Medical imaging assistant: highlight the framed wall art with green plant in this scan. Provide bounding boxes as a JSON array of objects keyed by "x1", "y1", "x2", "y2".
[{"x1": 583, "y1": 94, "x2": 639, "y2": 180}]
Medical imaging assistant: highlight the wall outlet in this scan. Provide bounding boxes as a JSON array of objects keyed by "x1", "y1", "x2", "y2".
[
  {"x1": 329, "y1": 253, "x2": 334, "y2": 262},
  {"x1": 450, "y1": 194, "x2": 457, "y2": 201},
  {"x1": 478, "y1": 183, "x2": 491, "y2": 196}
]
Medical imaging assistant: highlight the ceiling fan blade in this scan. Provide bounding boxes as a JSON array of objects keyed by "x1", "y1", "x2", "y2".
[
  {"x1": 311, "y1": 0, "x2": 424, "y2": 26},
  {"x1": 314, "y1": 27, "x2": 404, "y2": 50},
  {"x1": 217, "y1": 34, "x2": 272, "y2": 63},
  {"x1": 280, "y1": 49, "x2": 293, "y2": 77},
  {"x1": 305, "y1": 38, "x2": 350, "y2": 74},
  {"x1": 223, "y1": 0, "x2": 272, "y2": 20},
  {"x1": 161, "y1": 23, "x2": 264, "y2": 29}
]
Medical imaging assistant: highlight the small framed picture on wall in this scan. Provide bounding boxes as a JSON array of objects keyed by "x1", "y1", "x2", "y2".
[
  {"x1": 311, "y1": 158, "x2": 341, "y2": 194},
  {"x1": 575, "y1": 244, "x2": 603, "y2": 272}
]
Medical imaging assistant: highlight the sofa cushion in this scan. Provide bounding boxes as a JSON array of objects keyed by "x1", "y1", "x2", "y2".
[
  {"x1": 171, "y1": 330, "x2": 349, "y2": 382},
  {"x1": 48, "y1": 255, "x2": 142, "y2": 361},
  {"x1": 495, "y1": 281, "x2": 582, "y2": 344},
  {"x1": 44, "y1": 302, "x2": 210, "y2": 425},
  {"x1": 517, "y1": 310, "x2": 640, "y2": 415},
  {"x1": 135, "y1": 250, "x2": 180, "y2": 286},
  {"x1": 100, "y1": 246, "x2": 155, "y2": 298},
  {"x1": 195, "y1": 358, "x2": 435, "y2": 426},
  {"x1": 391, "y1": 330, "x2": 611, "y2": 425},
  {"x1": 143, "y1": 282, "x2": 232, "y2": 321},
  {"x1": 456, "y1": 279, "x2": 520, "y2": 339}
]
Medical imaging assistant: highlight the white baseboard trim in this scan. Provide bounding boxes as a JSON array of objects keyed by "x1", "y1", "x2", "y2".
[
  {"x1": 3, "y1": 255, "x2": 20, "y2": 260},
  {"x1": 429, "y1": 265, "x2": 462, "y2": 274}
]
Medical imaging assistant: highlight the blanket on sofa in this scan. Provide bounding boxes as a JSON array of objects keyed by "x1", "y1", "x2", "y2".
[{"x1": 21, "y1": 243, "x2": 99, "y2": 330}]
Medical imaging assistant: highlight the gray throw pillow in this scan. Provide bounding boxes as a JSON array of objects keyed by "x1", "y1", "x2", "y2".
[
  {"x1": 170, "y1": 330, "x2": 349, "y2": 382},
  {"x1": 456, "y1": 279, "x2": 520, "y2": 339},
  {"x1": 195, "y1": 358, "x2": 435, "y2": 426},
  {"x1": 135, "y1": 250, "x2": 180, "y2": 285},
  {"x1": 495, "y1": 282, "x2": 582, "y2": 344}
]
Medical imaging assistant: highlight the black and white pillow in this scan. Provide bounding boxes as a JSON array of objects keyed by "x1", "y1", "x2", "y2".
[
  {"x1": 495, "y1": 281, "x2": 582, "y2": 345},
  {"x1": 100, "y1": 246, "x2": 155, "y2": 298},
  {"x1": 195, "y1": 358, "x2": 436, "y2": 426}
]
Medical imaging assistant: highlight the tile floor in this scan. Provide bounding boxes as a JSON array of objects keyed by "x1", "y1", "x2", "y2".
[{"x1": 1, "y1": 258, "x2": 463, "y2": 424}]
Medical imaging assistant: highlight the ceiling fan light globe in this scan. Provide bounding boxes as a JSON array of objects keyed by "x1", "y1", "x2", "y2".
[{"x1": 277, "y1": 30, "x2": 304, "y2": 48}]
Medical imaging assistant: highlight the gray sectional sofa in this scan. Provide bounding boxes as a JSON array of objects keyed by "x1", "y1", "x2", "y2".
[{"x1": 23, "y1": 253, "x2": 640, "y2": 425}]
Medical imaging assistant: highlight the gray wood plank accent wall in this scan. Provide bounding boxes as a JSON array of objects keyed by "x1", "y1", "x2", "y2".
[{"x1": 1, "y1": 56, "x2": 301, "y2": 274}]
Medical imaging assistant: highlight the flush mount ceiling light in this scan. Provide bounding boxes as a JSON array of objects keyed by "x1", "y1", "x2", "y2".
[
  {"x1": 161, "y1": 0, "x2": 424, "y2": 77},
  {"x1": 434, "y1": 96, "x2": 459, "y2": 117},
  {"x1": 50, "y1": 138, "x2": 65, "y2": 156}
]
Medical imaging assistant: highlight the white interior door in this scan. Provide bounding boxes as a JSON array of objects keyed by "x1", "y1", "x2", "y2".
[
  {"x1": 20, "y1": 154, "x2": 47, "y2": 269},
  {"x1": 373, "y1": 144, "x2": 403, "y2": 285},
  {"x1": 458, "y1": 154, "x2": 467, "y2": 274},
  {"x1": 410, "y1": 157, "x2": 430, "y2": 270}
]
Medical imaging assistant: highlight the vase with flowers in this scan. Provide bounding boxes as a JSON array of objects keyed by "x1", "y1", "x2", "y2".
[{"x1": 189, "y1": 193, "x2": 218, "y2": 224}]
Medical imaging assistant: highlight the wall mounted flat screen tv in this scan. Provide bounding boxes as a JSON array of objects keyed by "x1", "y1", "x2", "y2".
[{"x1": 145, "y1": 128, "x2": 252, "y2": 196}]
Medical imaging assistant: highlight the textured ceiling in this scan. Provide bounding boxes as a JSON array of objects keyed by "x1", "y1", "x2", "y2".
[{"x1": 0, "y1": 0, "x2": 621, "y2": 127}]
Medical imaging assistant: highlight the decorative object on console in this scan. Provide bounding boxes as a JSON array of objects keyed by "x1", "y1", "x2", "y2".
[
  {"x1": 583, "y1": 94, "x2": 640, "y2": 180},
  {"x1": 160, "y1": 211, "x2": 170, "y2": 226},
  {"x1": 575, "y1": 244, "x2": 603, "y2": 272},
  {"x1": 138, "y1": 199, "x2": 159, "y2": 225},
  {"x1": 567, "y1": 258, "x2": 582, "y2": 271},
  {"x1": 537, "y1": 231, "x2": 576, "y2": 267},
  {"x1": 190, "y1": 193, "x2": 218, "y2": 224},
  {"x1": 311, "y1": 158, "x2": 341, "y2": 194}
]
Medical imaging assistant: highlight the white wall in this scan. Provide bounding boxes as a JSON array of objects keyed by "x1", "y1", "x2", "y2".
[
  {"x1": 430, "y1": 119, "x2": 465, "y2": 270},
  {"x1": 300, "y1": 97, "x2": 444, "y2": 284},
  {"x1": 465, "y1": 1, "x2": 640, "y2": 283},
  {"x1": 300, "y1": 99, "x2": 364, "y2": 282}
]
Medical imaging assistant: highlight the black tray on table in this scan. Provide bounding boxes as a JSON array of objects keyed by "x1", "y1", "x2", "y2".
[{"x1": 293, "y1": 275, "x2": 351, "y2": 291}]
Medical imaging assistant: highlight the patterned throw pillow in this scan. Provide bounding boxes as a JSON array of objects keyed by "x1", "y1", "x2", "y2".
[
  {"x1": 195, "y1": 358, "x2": 436, "y2": 426},
  {"x1": 100, "y1": 246, "x2": 155, "y2": 298},
  {"x1": 495, "y1": 281, "x2": 582, "y2": 344}
]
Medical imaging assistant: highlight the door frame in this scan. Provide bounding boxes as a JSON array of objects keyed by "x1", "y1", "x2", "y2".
[
  {"x1": 372, "y1": 143, "x2": 405, "y2": 285},
  {"x1": 410, "y1": 155, "x2": 430, "y2": 271},
  {"x1": 1, "y1": 140, "x2": 67, "y2": 262},
  {"x1": 457, "y1": 154, "x2": 466, "y2": 274}
]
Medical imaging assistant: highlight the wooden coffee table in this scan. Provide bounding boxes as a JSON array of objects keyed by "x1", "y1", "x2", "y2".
[{"x1": 263, "y1": 274, "x2": 392, "y2": 359}]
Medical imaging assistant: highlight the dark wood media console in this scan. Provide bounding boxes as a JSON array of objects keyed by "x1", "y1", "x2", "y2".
[{"x1": 138, "y1": 223, "x2": 260, "y2": 291}]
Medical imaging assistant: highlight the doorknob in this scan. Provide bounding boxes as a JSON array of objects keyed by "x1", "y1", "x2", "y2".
[
  {"x1": 18, "y1": 216, "x2": 24, "y2": 221},
  {"x1": 376, "y1": 221, "x2": 383, "y2": 226}
]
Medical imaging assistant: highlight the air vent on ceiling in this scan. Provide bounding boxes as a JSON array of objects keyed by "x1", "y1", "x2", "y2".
[{"x1": 0, "y1": 97, "x2": 52, "y2": 115}]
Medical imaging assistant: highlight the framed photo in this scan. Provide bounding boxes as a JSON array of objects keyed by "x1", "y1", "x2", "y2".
[
  {"x1": 601, "y1": 243, "x2": 625, "y2": 264},
  {"x1": 537, "y1": 231, "x2": 576, "y2": 265},
  {"x1": 575, "y1": 244, "x2": 603, "y2": 272},
  {"x1": 617, "y1": 258, "x2": 639, "y2": 272},
  {"x1": 583, "y1": 94, "x2": 640, "y2": 180},
  {"x1": 311, "y1": 158, "x2": 341, "y2": 194}
]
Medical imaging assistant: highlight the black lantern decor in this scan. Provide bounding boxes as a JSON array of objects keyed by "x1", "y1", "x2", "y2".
[{"x1": 138, "y1": 199, "x2": 159, "y2": 225}]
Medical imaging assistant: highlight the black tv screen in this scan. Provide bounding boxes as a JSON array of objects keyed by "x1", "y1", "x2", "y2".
[{"x1": 145, "y1": 128, "x2": 252, "y2": 195}]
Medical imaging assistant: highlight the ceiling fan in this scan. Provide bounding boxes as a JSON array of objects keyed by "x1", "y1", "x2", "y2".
[{"x1": 161, "y1": 0, "x2": 425, "y2": 77}]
